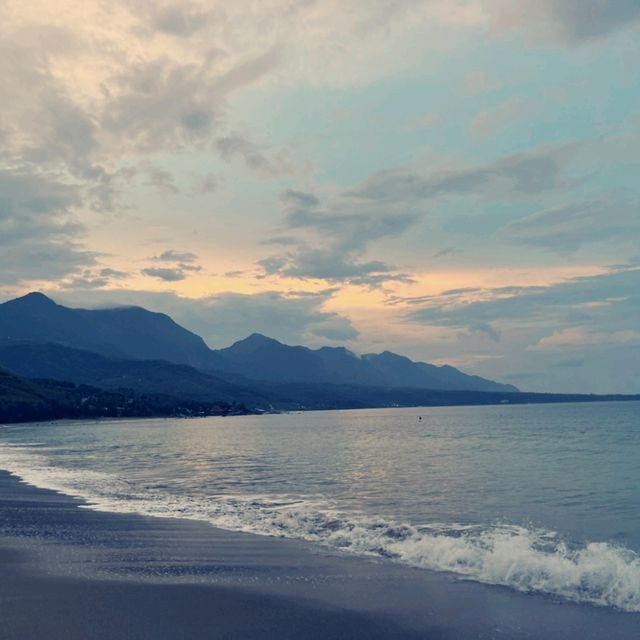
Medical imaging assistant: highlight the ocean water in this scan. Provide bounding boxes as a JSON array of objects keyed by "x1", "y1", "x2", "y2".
[{"x1": 1, "y1": 402, "x2": 639, "y2": 612}]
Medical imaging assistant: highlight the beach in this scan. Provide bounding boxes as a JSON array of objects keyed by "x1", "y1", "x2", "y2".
[{"x1": 1, "y1": 470, "x2": 638, "y2": 640}]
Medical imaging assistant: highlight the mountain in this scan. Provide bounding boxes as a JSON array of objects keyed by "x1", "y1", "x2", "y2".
[
  {"x1": 0, "y1": 292, "x2": 223, "y2": 369},
  {"x1": 215, "y1": 333, "x2": 335, "y2": 383},
  {"x1": 0, "y1": 293, "x2": 517, "y2": 393},
  {"x1": 215, "y1": 334, "x2": 518, "y2": 393},
  {"x1": 361, "y1": 351, "x2": 515, "y2": 393}
]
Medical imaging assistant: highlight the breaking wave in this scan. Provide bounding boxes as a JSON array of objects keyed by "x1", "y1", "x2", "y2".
[{"x1": 1, "y1": 442, "x2": 639, "y2": 612}]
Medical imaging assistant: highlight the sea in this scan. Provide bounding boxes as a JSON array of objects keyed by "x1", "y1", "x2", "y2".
[{"x1": 1, "y1": 401, "x2": 639, "y2": 613}]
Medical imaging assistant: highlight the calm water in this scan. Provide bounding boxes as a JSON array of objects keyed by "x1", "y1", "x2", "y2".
[{"x1": 1, "y1": 402, "x2": 639, "y2": 611}]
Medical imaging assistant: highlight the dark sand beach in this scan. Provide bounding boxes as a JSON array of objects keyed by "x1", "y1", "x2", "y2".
[{"x1": 1, "y1": 470, "x2": 638, "y2": 639}]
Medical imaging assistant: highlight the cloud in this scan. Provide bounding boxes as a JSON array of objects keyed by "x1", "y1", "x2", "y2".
[
  {"x1": 0, "y1": 167, "x2": 95, "y2": 282},
  {"x1": 191, "y1": 172, "x2": 217, "y2": 194},
  {"x1": 58, "y1": 266, "x2": 131, "y2": 290},
  {"x1": 50, "y1": 287, "x2": 359, "y2": 348},
  {"x1": 258, "y1": 188, "x2": 420, "y2": 286},
  {"x1": 99, "y1": 268, "x2": 129, "y2": 278},
  {"x1": 471, "y1": 97, "x2": 532, "y2": 137},
  {"x1": 346, "y1": 145, "x2": 567, "y2": 203},
  {"x1": 145, "y1": 167, "x2": 179, "y2": 194},
  {"x1": 145, "y1": 2, "x2": 219, "y2": 37},
  {"x1": 257, "y1": 141, "x2": 583, "y2": 288},
  {"x1": 488, "y1": 0, "x2": 640, "y2": 44},
  {"x1": 199, "y1": 290, "x2": 360, "y2": 345},
  {"x1": 101, "y1": 55, "x2": 250, "y2": 154},
  {"x1": 216, "y1": 132, "x2": 295, "y2": 177},
  {"x1": 139, "y1": 249, "x2": 202, "y2": 281},
  {"x1": 404, "y1": 264, "x2": 640, "y2": 340},
  {"x1": 503, "y1": 197, "x2": 640, "y2": 252},
  {"x1": 433, "y1": 246, "x2": 456, "y2": 259},
  {"x1": 142, "y1": 267, "x2": 188, "y2": 282},
  {"x1": 533, "y1": 327, "x2": 640, "y2": 350},
  {"x1": 154, "y1": 249, "x2": 199, "y2": 263}
]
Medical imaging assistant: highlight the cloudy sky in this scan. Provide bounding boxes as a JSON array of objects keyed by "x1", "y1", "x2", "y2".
[{"x1": 2, "y1": 0, "x2": 639, "y2": 393}]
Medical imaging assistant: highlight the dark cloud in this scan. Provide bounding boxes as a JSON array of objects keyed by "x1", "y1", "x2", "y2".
[
  {"x1": 178, "y1": 263, "x2": 202, "y2": 273},
  {"x1": 143, "y1": 249, "x2": 202, "y2": 281},
  {"x1": 503, "y1": 197, "x2": 640, "y2": 252},
  {"x1": 346, "y1": 147, "x2": 565, "y2": 203},
  {"x1": 285, "y1": 204, "x2": 421, "y2": 241},
  {"x1": 281, "y1": 189, "x2": 320, "y2": 209},
  {"x1": 0, "y1": 40, "x2": 97, "y2": 171},
  {"x1": 142, "y1": 267, "x2": 187, "y2": 282},
  {"x1": 198, "y1": 290, "x2": 360, "y2": 345},
  {"x1": 99, "y1": 46, "x2": 280, "y2": 155},
  {"x1": 153, "y1": 3, "x2": 214, "y2": 36},
  {"x1": 259, "y1": 186, "x2": 420, "y2": 286},
  {"x1": 52, "y1": 288, "x2": 359, "y2": 348},
  {"x1": 260, "y1": 235, "x2": 300, "y2": 246},
  {"x1": 0, "y1": 167, "x2": 95, "y2": 282},
  {"x1": 433, "y1": 246, "x2": 456, "y2": 259},
  {"x1": 154, "y1": 250, "x2": 199, "y2": 263},
  {"x1": 59, "y1": 266, "x2": 130, "y2": 290},
  {"x1": 258, "y1": 145, "x2": 571, "y2": 287},
  {"x1": 441, "y1": 287, "x2": 482, "y2": 296},
  {"x1": 259, "y1": 248, "x2": 413, "y2": 286},
  {"x1": 99, "y1": 268, "x2": 129, "y2": 279},
  {"x1": 469, "y1": 322, "x2": 501, "y2": 342},
  {"x1": 216, "y1": 132, "x2": 295, "y2": 177},
  {"x1": 191, "y1": 172, "x2": 218, "y2": 194},
  {"x1": 493, "y1": 0, "x2": 640, "y2": 44},
  {"x1": 102, "y1": 59, "x2": 217, "y2": 152},
  {"x1": 145, "y1": 168, "x2": 179, "y2": 194},
  {"x1": 405, "y1": 264, "x2": 640, "y2": 338}
]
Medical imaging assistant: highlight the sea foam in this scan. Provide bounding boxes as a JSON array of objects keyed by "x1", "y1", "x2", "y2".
[{"x1": 1, "y1": 442, "x2": 639, "y2": 612}]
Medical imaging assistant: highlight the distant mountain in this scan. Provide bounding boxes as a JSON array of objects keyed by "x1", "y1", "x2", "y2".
[
  {"x1": 0, "y1": 292, "x2": 223, "y2": 369},
  {"x1": 0, "y1": 293, "x2": 517, "y2": 394},
  {"x1": 215, "y1": 333, "x2": 336, "y2": 384},
  {"x1": 214, "y1": 334, "x2": 518, "y2": 393},
  {"x1": 361, "y1": 351, "x2": 513, "y2": 393}
]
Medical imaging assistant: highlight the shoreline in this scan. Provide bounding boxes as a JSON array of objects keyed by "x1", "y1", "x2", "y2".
[
  {"x1": 1, "y1": 470, "x2": 639, "y2": 639},
  {"x1": 3, "y1": 395, "x2": 640, "y2": 427}
]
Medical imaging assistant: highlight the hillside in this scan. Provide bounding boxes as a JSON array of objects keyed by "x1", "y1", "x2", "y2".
[
  {"x1": 0, "y1": 367, "x2": 250, "y2": 424},
  {"x1": 0, "y1": 341, "x2": 270, "y2": 407}
]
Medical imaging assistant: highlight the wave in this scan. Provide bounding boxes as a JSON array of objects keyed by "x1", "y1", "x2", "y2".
[{"x1": 1, "y1": 442, "x2": 639, "y2": 613}]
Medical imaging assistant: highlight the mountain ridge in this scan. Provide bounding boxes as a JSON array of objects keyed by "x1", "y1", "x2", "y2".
[{"x1": 0, "y1": 292, "x2": 518, "y2": 394}]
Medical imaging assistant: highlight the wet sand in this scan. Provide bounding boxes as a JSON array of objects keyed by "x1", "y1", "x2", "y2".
[{"x1": 0, "y1": 471, "x2": 638, "y2": 639}]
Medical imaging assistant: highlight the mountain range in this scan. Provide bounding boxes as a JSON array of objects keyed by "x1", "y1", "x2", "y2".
[
  {"x1": 1, "y1": 292, "x2": 638, "y2": 422},
  {"x1": 0, "y1": 292, "x2": 517, "y2": 396}
]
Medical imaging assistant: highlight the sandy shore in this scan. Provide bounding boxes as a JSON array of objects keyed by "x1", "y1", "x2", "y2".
[{"x1": 0, "y1": 470, "x2": 638, "y2": 639}]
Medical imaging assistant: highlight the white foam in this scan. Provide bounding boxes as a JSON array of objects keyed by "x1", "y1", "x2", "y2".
[{"x1": 1, "y1": 442, "x2": 639, "y2": 612}]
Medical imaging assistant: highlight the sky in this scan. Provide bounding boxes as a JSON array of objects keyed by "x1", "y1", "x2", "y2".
[{"x1": 1, "y1": 0, "x2": 639, "y2": 394}]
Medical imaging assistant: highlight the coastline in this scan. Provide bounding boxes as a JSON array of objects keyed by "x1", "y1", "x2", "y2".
[
  {"x1": 3, "y1": 396, "x2": 640, "y2": 428},
  {"x1": 1, "y1": 470, "x2": 638, "y2": 639}
]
